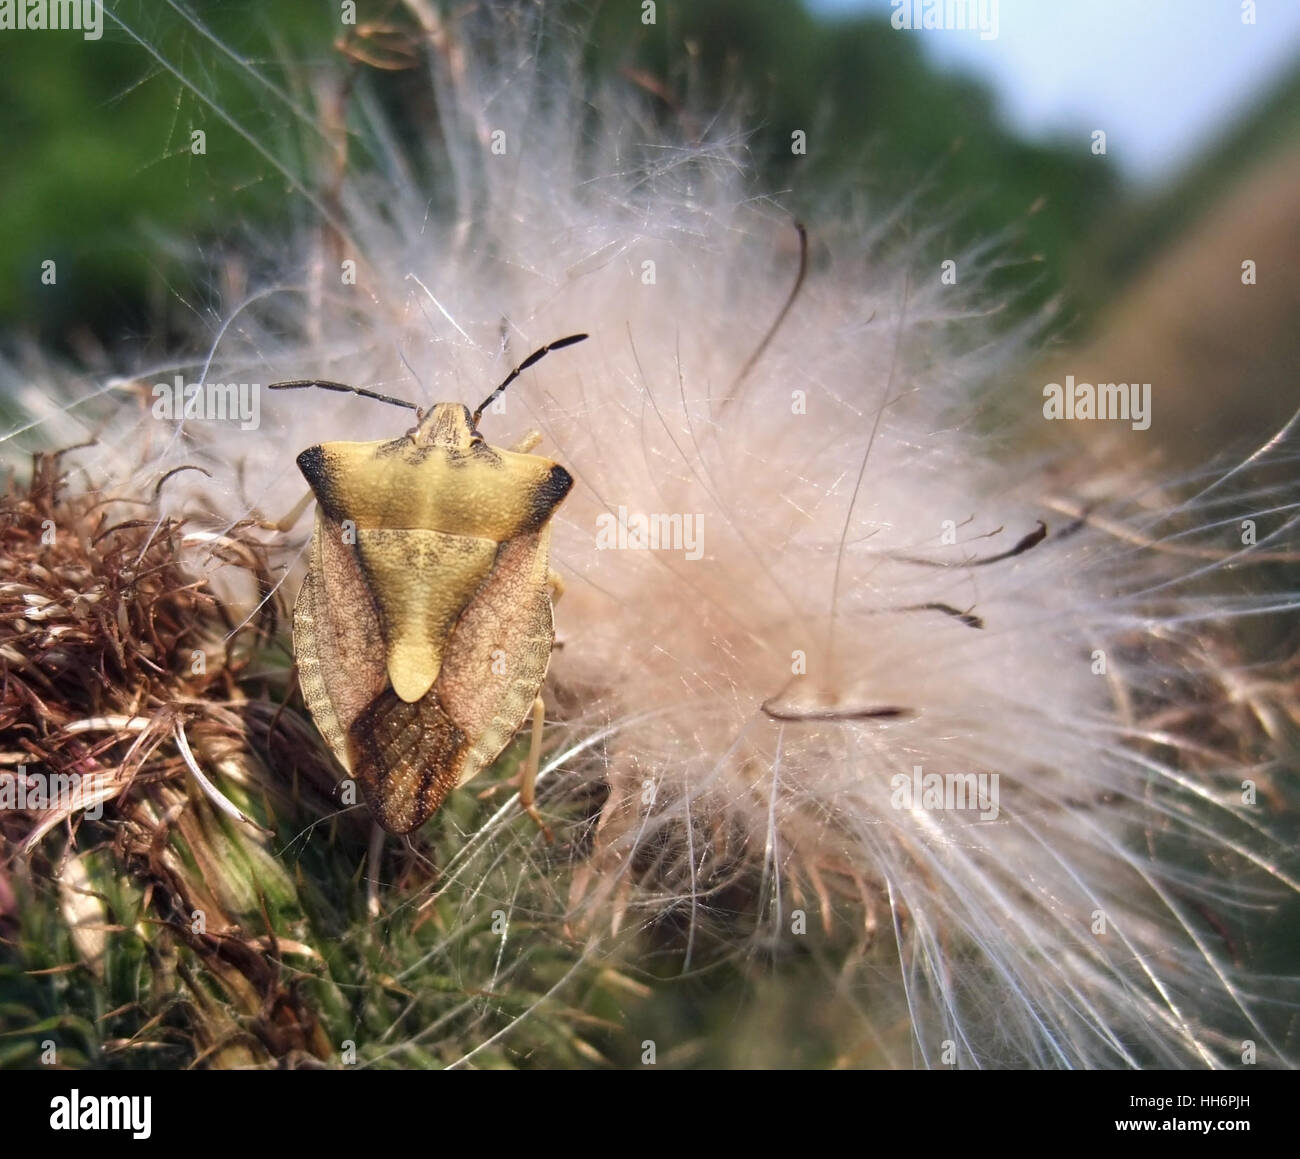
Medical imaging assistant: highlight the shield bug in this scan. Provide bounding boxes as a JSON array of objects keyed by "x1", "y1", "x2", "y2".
[{"x1": 269, "y1": 335, "x2": 586, "y2": 835}]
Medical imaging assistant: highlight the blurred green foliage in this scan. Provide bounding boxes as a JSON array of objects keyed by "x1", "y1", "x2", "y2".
[
  {"x1": 0, "y1": 0, "x2": 1131, "y2": 359},
  {"x1": 3, "y1": 1, "x2": 1298, "y2": 362},
  {"x1": 0, "y1": 0, "x2": 333, "y2": 355}
]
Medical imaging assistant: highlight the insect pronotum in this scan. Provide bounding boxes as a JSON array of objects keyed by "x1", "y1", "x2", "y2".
[{"x1": 269, "y1": 334, "x2": 587, "y2": 835}]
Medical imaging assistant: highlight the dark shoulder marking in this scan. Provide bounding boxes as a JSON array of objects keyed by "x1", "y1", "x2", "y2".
[{"x1": 523, "y1": 463, "x2": 574, "y2": 531}]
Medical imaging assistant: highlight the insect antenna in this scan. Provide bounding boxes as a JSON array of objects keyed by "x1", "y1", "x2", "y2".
[
  {"x1": 268, "y1": 379, "x2": 420, "y2": 412},
  {"x1": 471, "y1": 333, "x2": 589, "y2": 425}
]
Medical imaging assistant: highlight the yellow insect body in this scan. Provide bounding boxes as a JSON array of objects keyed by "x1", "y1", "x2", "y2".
[{"x1": 291, "y1": 401, "x2": 573, "y2": 833}]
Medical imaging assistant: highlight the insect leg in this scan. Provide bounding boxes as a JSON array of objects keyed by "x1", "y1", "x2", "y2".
[
  {"x1": 254, "y1": 489, "x2": 315, "y2": 533},
  {"x1": 366, "y1": 822, "x2": 385, "y2": 917},
  {"x1": 547, "y1": 568, "x2": 565, "y2": 604},
  {"x1": 520, "y1": 696, "x2": 554, "y2": 842},
  {"x1": 509, "y1": 429, "x2": 543, "y2": 453}
]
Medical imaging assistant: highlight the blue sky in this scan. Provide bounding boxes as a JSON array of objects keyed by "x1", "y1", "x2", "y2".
[{"x1": 806, "y1": 0, "x2": 1300, "y2": 184}]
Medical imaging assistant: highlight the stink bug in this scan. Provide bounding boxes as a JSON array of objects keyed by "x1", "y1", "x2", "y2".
[{"x1": 269, "y1": 335, "x2": 586, "y2": 835}]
